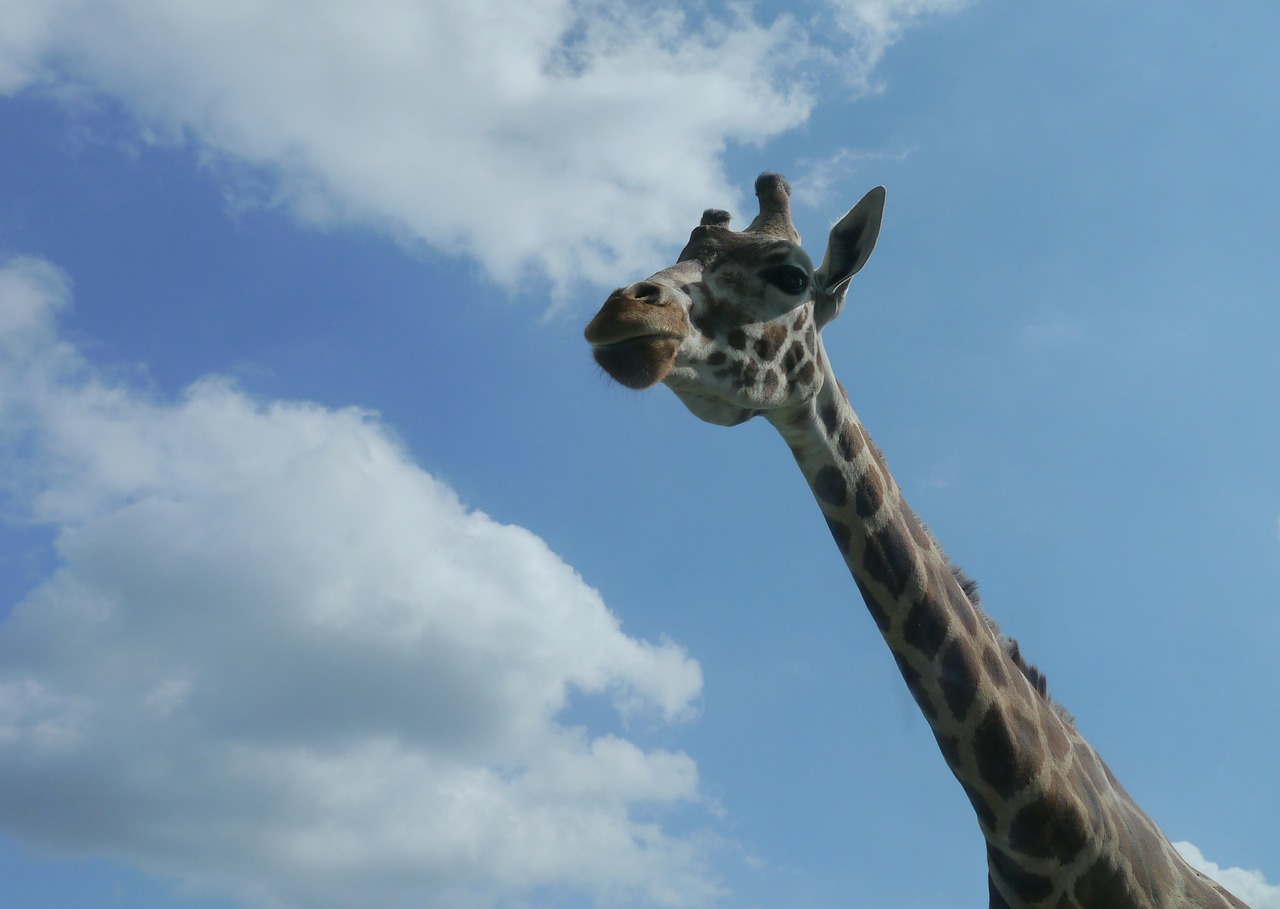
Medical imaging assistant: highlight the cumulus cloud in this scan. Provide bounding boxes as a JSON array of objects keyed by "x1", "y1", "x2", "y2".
[
  {"x1": 1176, "y1": 842, "x2": 1280, "y2": 909},
  {"x1": 0, "y1": 0, "x2": 809, "y2": 293},
  {"x1": 0, "y1": 256, "x2": 712, "y2": 908},
  {"x1": 0, "y1": 0, "x2": 965, "y2": 293}
]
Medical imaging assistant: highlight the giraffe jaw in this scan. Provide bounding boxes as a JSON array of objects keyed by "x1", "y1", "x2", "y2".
[{"x1": 664, "y1": 379, "x2": 757, "y2": 425}]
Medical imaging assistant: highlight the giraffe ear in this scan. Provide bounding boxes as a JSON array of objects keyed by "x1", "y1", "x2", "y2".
[{"x1": 812, "y1": 186, "x2": 885, "y2": 328}]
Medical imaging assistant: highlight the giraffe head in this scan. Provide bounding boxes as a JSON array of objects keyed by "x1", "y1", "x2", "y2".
[{"x1": 585, "y1": 173, "x2": 885, "y2": 425}]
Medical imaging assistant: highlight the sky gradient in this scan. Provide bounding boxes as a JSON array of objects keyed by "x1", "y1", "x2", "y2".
[{"x1": 1, "y1": 2, "x2": 1278, "y2": 907}]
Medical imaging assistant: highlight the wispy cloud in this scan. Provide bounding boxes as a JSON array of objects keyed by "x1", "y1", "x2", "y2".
[
  {"x1": 1176, "y1": 842, "x2": 1280, "y2": 909},
  {"x1": 0, "y1": 256, "x2": 714, "y2": 908},
  {"x1": 825, "y1": 0, "x2": 972, "y2": 90},
  {"x1": 1018, "y1": 312, "x2": 1088, "y2": 348},
  {"x1": 791, "y1": 145, "x2": 917, "y2": 209},
  {"x1": 0, "y1": 0, "x2": 967, "y2": 294}
]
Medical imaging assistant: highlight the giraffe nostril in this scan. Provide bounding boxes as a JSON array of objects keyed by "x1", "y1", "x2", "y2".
[{"x1": 630, "y1": 281, "x2": 667, "y2": 305}]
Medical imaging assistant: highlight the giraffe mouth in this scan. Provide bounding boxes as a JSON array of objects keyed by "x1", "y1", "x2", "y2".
[
  {"x1": 584, "y1": 295, "x2": 689, "y2": 389},
  {"x1": 589, "y1": 335, "x2": 681, "y2": 389}
]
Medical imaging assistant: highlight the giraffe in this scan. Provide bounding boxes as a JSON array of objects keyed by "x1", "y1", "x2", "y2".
[{"x1": 583, "y1": 173, "x2": 1248, "y2": 909}]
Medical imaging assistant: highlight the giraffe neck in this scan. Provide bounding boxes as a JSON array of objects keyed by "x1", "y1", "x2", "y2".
[
  {"x1": 764, "y1": 354, "x2": 1243, "y2": 909},
  {"x1": 766, "y1": 358, "x2": 1055, "y2": 825}
]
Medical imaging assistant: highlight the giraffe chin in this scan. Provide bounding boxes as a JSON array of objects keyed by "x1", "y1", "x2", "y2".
[{"x1": 591, "y1": 337, "x2": 679, "y2": 390}]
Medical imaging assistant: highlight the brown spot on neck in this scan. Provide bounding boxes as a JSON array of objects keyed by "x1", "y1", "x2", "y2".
[{"x1": 814, "y1": 465, "x2": 848, "y2": 506}]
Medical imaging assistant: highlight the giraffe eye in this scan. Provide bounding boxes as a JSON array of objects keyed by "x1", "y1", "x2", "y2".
[{"x1": 762, "y1": 265, "x2": 809, "y2": 295}]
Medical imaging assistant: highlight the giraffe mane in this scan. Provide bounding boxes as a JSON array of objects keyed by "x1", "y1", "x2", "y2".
[
  {"x1": 948, "y1": 562, "x2": 1076, "y2": 727},
  {"x1": 859, "y1": 428, "x2": 1072, "y2": 724}
]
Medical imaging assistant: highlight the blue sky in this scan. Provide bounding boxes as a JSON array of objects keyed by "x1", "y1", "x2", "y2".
[{"x1": 1, "y1": 2, "x2": 1277, "y2": 907}]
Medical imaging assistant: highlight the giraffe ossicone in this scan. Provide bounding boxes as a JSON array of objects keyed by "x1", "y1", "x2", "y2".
[{"x1": 584, "y1": 173, "x2": 1248, "y2": 909}]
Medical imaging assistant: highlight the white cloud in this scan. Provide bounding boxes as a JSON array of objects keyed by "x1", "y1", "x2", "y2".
[
  {"x1": 1176, "y1": 842, "x2": 1280, "y2": 909},
  {"x1": 0, "y1": 256, "x2": 713, "y2": 908},
  {"x1": 0, "y1": 0, "x2": 966, "y2": 294}
]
